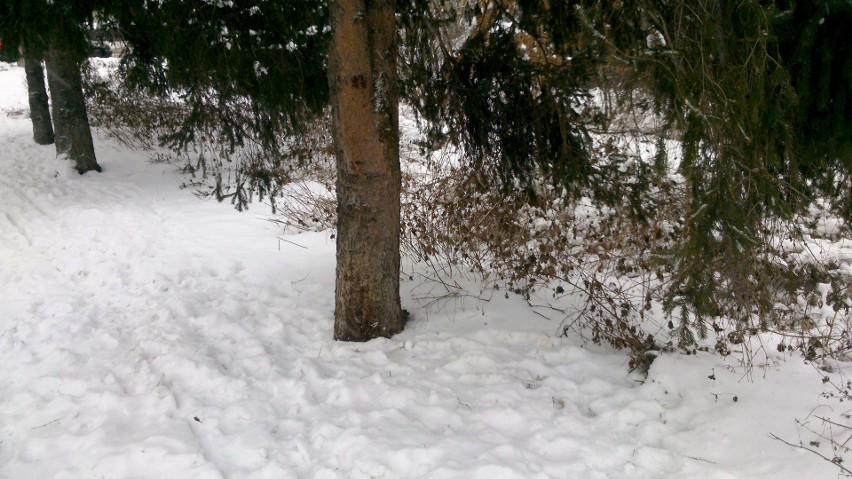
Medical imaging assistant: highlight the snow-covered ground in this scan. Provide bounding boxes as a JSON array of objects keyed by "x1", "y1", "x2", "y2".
[{"x1": 0, "y1": 61, "x2": 843, "y2": 478}]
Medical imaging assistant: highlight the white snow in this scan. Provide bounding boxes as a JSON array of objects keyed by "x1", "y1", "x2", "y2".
[{"x1": 0, "y1": 61, "x2": 843, "y2": 478}]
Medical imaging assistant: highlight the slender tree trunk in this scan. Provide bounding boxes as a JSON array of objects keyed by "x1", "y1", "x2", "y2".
[
  {"x1": 328, "y1": 0, "x2": 404, "y2": 341},
  {"x1": 22, "y1": 38, "x2": 54, "y2": 146},
  {"x1": 44, "y1": 43, "x2": 100, "y2": 174}
]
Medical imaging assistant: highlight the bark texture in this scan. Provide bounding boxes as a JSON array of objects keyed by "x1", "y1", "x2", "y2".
[
  {"x1": 45, "y1": 44, "x2": 100, "y2": 174},
  {"x1": 22, "y1": 40, "x2": 54, "y2": 145},
  {"x1": 329, "y1": 0, "x2": 404, "y2": 341}
]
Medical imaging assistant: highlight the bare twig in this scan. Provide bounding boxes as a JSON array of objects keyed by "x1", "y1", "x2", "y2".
[{"x1": 770, "y1": 433, "x2": 852, "y2": 476}]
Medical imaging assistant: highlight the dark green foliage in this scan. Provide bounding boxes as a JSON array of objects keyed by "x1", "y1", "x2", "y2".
[
  {"x1": 632, "y1": 1, "x2": 798, "y2": 330},
  {"x1": 618, "y1": 1, "x2": 850, "y2": 343},
  {"x1": 109, "y1": 0, "x2": 328, "y2": 151},
  {"x1": 400, "y1": 1, "x2": 849, "y2": 351},
  {"x1": 0, "y1": 0, "x2": 97, "y2": 61},
  {"x1": 775, "y1": 0, "x2": 852, "y2": 220},
  {"x1": 92, "y1": 0, "x2": 330, "y2": 209},
  {"x1": 399, "y1": 1, "x2": 614, "y2": 201},
  {"x1": 409, "y1": 30, "x2": 594, "y2": 191}
]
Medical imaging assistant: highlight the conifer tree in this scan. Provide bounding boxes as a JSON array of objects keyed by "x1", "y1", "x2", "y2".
[
  {"x1": 401, "y1": 0, "x2": 849, "y2": 343},
  {"x1": 97, "y1": 0, "x2": 850, "y2": 343},
  {"x1": 0, "y1": 0, "x2": 102, "y2": 173}
]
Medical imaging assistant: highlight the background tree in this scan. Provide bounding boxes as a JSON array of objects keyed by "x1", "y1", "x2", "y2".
[
  {"x1": 21, "y1": 33, "x2": 54, "y2": 145},
  {"x1": 0, "y1": 0, "x2": 101, "y2": 173}
]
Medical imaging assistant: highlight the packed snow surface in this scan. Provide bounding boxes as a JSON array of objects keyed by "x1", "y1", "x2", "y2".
[{"x1": 0, "y1": 62, "x2": 841, "y2": 478}]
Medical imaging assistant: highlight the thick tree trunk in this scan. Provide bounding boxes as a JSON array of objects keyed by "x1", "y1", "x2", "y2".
[
  {"x1": 22, "y1": 39, "x2": 54, "y2": 146},
  {"x1": 328, "y1": 0, "x2": 404, "y2": 341},
  {"x1": 44, "y1": 44, "x2": 101, "y2": 174}
]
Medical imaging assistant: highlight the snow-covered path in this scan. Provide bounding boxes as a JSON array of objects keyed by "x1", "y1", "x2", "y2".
[{"x1": 0, "y1": 62, "x2": 837, "y2": 478}]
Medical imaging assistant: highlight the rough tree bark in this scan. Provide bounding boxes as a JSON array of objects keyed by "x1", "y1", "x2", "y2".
[
  {"x1": 44, "y1": 43, "x2": 101, "y2": 174},
  {"x1": 22, "y1": 37, "x2": 54, "y2": 146},
  {"x1": 328, "y1": 0, "x2": 404, "y2": 341}
]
